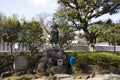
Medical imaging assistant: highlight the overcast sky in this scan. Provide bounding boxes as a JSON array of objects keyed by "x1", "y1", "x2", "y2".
[
  {"x1": 0, "y1": 0, "x2": 120, "y2": 22},
  {"x1": 0, "y1": 0, "x2": 58, "y2": 20}
]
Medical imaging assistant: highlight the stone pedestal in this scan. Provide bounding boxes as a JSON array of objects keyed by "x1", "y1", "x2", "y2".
[
  {"x1": 51, "y1": 66, "x2": 67, "y2": 74},
  {"x1": 36, "y1": 48, "x2": 69, "y2": 74}
]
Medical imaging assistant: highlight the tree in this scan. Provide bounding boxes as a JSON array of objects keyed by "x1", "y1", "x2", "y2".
[
  {"x1": 37, "y1": 13, "x2": 51, "y2": 44},
  {"x1": 0, "y1": 13, "x2": 3, "y2": 42},
  {"x1": 0, "y1": 13, "x2": 8, "y2": 42},
  {"x1": 3, "y1": 15, "x2": 21, "y2": 42},
  {"x1": 1, "y1": 14, "x2": 21, "y2": 55},
  {"x1": 99, "y1": 23, "x2": 120, "y2": 45},
  {"x1": 37, "y1": 13, "x2": 51, "y2": 34},
  {"x1": 19, "y1": 19, "x2": 43, "y2": 55},
  {"x1": 55, "y1": 0, "x2": 120, "y2": 51},
  {"x1": 90, "y1": 20, "x2": 120, "y2": 52},
  {"x1": 99, "y1": 22, "x2": 120, "y2": 52},
  {"x1": 88, "y1": 19, "x2": 114, "y2": 43},
  {"x1": 95, "y1": 19, "x2": 118, "y2": 44},
  {"x1": 57, "y1": 20, "x2": 74, "y2": 49}
]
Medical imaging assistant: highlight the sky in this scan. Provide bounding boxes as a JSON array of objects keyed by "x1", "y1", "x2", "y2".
[
  {"x1": 0, "y1": 0, "x2": 120, "y2": 22},
  {"x1": 0, "y1": 0, "x2": 58, "y2": 20}
]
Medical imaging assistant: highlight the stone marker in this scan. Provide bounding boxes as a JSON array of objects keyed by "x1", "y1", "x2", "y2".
[
  {"x1": 57, "y1": 59, "x2": 63, "y2": 66},
  {"x1": 13, "y1": 53, "x2": 28, "y2": 71}
]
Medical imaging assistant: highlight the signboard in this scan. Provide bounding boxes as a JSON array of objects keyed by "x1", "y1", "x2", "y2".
[
  {"x1": 70, "y1": 57, "x2": 76, "y2": 65},
  {"x1": 70, "y1": 57, "x2": 76, "y2": 80}
]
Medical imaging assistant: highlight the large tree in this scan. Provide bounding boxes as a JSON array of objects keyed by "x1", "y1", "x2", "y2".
[{"x1": 55, "y1": 0, "x2": 120, "y2": 51}]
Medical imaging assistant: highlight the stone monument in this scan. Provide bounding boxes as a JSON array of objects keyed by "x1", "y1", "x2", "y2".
[{"x1": 13, "y1": 53, "x2": 28, "y2": 72}]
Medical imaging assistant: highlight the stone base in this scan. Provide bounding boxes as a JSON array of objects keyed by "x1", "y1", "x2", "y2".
[{"x1": 51, "y1": 66, "x2": 67, "y2": 74}]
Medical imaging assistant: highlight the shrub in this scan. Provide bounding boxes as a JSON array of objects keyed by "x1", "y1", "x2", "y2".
[
  {"x1": 69, "y1": 52, "x2": 120, "y2": 73},
  {"x1": 0, "y1": 53, "x2": 13, "y2": 73}
]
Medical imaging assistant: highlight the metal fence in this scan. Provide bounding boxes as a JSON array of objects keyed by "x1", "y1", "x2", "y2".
[
  {"x1": 0, "y1": 43, "x2": 120, "y2": 52},
  {"x1": 0, "y1": 43, "x2": 28, "y2": 52}
]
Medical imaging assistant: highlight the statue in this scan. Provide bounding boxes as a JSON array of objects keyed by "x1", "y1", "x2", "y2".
[
  {"x1": 50, "y1": 18, "x2": 59, "y2": 45},
  {"x1": 36, "y1": 18, "x2": 70, "y2": 75}
]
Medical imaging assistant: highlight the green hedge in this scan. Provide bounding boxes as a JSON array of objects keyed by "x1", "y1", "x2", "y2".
[
  {"x1": 69, "y1": 52, "x2": 120, "y2": 68},
  {"x1": 0, "y1": 53, "x2": 13, "y2": 72},
  {"x1": 0, "y1": 52, "x2": 40, "y2": 72}
]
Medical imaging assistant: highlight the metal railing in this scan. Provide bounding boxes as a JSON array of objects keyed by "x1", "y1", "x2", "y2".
[{"x1": 0, "y1": 43, "x2": 120, "y2": 52}]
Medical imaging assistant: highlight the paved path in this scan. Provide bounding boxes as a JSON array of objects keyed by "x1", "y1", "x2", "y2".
[
  {"x1": 39, "y1": 74, "x2": 120, "y2": 80},
  {"x1": 3, "y1": 74, "x2": 120, "y2": 80},
  {"x1": 59, "y1": 74, "x2": 120, "y2": 80}
]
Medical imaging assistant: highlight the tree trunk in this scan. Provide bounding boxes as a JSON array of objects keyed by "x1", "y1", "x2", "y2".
[
  {"x1": 83, "y1": 25, "x2": 96, "y2": 52},
  {"x1": 10, "y1": 42, "x2": 14, "y2": 64},
  {"x1": 113, "y1": 36, "x2": 116, "y2": 52},
  {"x1": 10, "y1": 43, "x2": 13, "y2": 55},
  {"x1": 88, "y1": 43, "x2": 95, "y2": 52}
]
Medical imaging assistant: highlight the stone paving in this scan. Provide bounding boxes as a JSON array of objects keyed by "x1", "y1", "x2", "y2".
[
  {"x1": 37, "y1": 74, "x2": 120, "y2": 80},
  {"x1": 2, "y1": 73, "x2": 120, "y2": 80}
]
